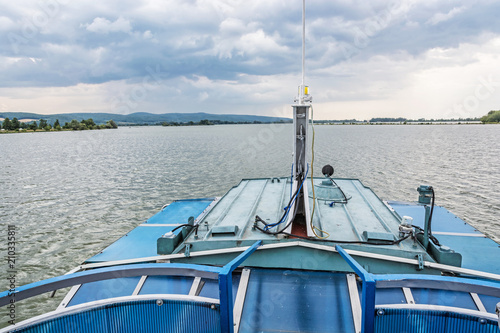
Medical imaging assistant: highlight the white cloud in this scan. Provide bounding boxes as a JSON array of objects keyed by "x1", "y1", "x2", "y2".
[
  {"x1": 311, "y1": 34, "x2": 500, "y2": 120},
  {"x1": 0, "y1": 16, "x2": 15, "y2": 31},
  {"x1": 84, "y1": 16, "x2": 132, "y2": 34},
  {"x1": 219, "y1": 17, "x2": 246, "y2": 35},
  {"x1": 235, "y1": 29, "x2": 288, "y2": 56},
  {"x1": 198, "y1": 91, "x2": 209, "y2": 101},
  {"x1": 426, "y1": 6, "x2": 466, "y2": 25},
  {"x1": 0, "y1": 83, "x2": 109, "y2": 114}
]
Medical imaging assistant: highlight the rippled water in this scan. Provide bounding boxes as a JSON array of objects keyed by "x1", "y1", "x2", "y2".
[{"x1": 0, "y1": 124, "x2": 499, "y2": 326}]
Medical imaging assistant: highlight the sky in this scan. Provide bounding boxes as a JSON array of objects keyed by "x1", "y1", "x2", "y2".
[{"x1": 1, "y1": 0, "x2": 500, "y2": 120}]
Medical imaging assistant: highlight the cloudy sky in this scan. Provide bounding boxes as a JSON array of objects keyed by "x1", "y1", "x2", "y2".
[{"x1": 1, "y1": 0, "x2": 500, "y2": 120}]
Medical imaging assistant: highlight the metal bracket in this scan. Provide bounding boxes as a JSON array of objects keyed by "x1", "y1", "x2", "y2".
[
  {"x1": 184, "y1": 244, "x2": 191, "y2": 258},
  {"x1": 416, "y1": 254, "x2": 424, "y2": 271}
]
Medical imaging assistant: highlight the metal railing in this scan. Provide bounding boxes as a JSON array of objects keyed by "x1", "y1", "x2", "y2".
[
  {"x1": 336, "y1": 245, "x2": 500, "y2": 333},
  {"x1": 0, "y1": 240, "x2": 262, "y2": 333}
]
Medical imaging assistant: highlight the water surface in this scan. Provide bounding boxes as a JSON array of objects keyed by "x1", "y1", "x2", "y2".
[{"x1": 0, "y1": 124, "x2": 499, "y2": 326}]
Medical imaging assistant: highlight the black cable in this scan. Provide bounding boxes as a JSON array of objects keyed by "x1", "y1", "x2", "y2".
[
  {"x1": 256, "y1": 209, "x2": 296, "y2": 235},
  {"x1": 411, "y1": 225, "x2": 424, "y2": 232},
  {"x1": 329, "y1": 177, "x2": 349, "y2": 204},
  {"x1": 427, "y1": 187, "x2": 441, "y2": 246},
  {"x1": 255, "y1": 225, "x2": 411, "y2": 245},
  {"x1": 256, "y1": 216, "x2": 412, "y2": 244},
  {"x1": 262, "y1": 173, "x2": 305, "y2": 232},
  {"x1": 171, "y1": 223, "x2": 198, "y2": 233},
  {"x1": 428, "y1": 187, "x2": 435, "y2": 232},
  {"x1": 283, "y1": 230, "x2": 411, "y2": 245}
]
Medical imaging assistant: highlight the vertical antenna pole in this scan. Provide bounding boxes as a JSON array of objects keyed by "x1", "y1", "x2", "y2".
[
  {"x1": 286, "y1": 0, "x2": 314, "y2": 237},
  {"x1": 302, "y1": 0, "x2": 305, "y2": 89}
]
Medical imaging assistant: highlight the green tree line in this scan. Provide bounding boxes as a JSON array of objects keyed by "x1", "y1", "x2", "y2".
[
  {"x1": 159, "y1": 119, "x2": 284, "y2": 126},
  {"x1": 480, "y1": 110, "x2": 500, "y2": 123},
  {"x1": 62, "y1": 119, "x2": 117, "y2": 130},
  {"x1": 1, "y1": 118, "x2": 118, "y2": 131},
  {"x1": 161, "y1": 119, "x2": 214, "y2": 126}
]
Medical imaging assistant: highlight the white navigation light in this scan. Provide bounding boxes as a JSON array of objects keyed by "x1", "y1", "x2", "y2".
[{"x1": 401, "y1": 216, "x2": 414, "y2": 226}]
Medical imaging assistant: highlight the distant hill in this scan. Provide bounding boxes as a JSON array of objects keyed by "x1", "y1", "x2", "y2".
[{"x1": 0, "y1": 112, "x2": 291, "y2": 125}]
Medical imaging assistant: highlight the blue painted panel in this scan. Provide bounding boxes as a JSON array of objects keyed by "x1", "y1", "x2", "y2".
[
  {"x1": 388, "y1": 202, "x2": 500, "y2": 274},
  {"x1": 375, "y1": 308, "x2": 498, "y2": 333},
  {"x1": 68, "y1": 276, "x2": 141, "y2": 307},
  {"x1": 146, "y1": 199, "x2": 214, "y2": 224},
  {"x1": 375, "y1": 288, "x2": 406, "y2": 305},
  {"x1": 239, "y1": 269, "x2": 354, "y2": 333},
  {"x1": 478, "y1": 294, "x2": 500, "y2": 314},
  {"x1": 411, "y1": 288, "x2": 477, "y2": 310},
  {"x1": 198, "y1": 274, "x2": 240, "y2": 304},
  {"x1": 85, "y1": 199, "x2": 213, "y2": 263},
  {"x1": 12, "y1": 308, "x2": 109, "y2": 333},
  {"x1": 387, "y1": 202, "x2": 480, "y2": 234},
  {"x1": 86, "y1": 226, "x2": 176, "y2": 263},
  {"x1": 435, "y1": 235, "x2": 500, "y2": 274},
  {"x1": 139, "y1": 275, "x2": 194, "y2": 295},
  {"x1": 12, "y1": 300, "x2": 220, "y2": 333}
]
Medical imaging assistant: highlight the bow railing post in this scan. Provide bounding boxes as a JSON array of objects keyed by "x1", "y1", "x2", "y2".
[
  {"x1": 336, "y1": 245, "x2": 375, "y2": 333},
  {"x1": 219, "y1": 241, "x2": 262, "y2": 333}
]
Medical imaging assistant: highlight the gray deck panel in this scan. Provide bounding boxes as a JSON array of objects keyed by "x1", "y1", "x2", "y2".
[
  {"x1": 188, "y1": 178, "x2": 426, "y2": 252},
  {"x1": 179, "y1": 178, "x2": 437, "y2": 270},
  {"x1": 195, "y1": 181, "x2": 249, "y2": 240},
  {"x1": 314, "y1": 199, "x2": 361, "y2": 241},
  {"x1": 206, "y1": 179, "x2": 269, "y2": 240},
  {"x1": 242, "y1": 178, "x2": 290, "y2": 239},
  {"x1": 212, "y1": 180, "x2": 268, "y2": 229}
]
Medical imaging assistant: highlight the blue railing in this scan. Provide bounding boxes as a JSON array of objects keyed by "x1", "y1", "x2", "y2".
[
  {"x1": 0, "y1": 240, "x2": 262, "y2": 333},
  {"x1": 336, "y1": 245, "x2": 500, "y2": 333}
]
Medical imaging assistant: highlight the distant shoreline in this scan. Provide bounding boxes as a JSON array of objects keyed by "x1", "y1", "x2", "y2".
[
  {"x1": 319, "y1": 121, "x2": 488, "y2": 125},
  {"x1": 0, "y1": 128, "x2": 117, "y2": 134},
  {"x1": 2, "y1": 121, "x2": 496, "y2": 134}
]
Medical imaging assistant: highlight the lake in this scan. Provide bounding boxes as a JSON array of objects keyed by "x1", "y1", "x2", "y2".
[{"x1": 0, "y1": 124, "x2": 499, "y2": 325}]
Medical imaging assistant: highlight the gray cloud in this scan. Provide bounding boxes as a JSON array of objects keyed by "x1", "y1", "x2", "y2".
[{"x1": 1, "y1": 0, "x2": 500, "y2": 118}]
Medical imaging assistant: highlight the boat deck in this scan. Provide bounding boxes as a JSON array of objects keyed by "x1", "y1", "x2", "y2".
[
  {"x1": 86, "y1": 198, "x2": 215, "y2": 263},
  {"x1": 85, "y1": 177, "x2": 500, "y2": 276},
  {"x1": 2, "y1": 177, "x2": 500, "y2": 333}
]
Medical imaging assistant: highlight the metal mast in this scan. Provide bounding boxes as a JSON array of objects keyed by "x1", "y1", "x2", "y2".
[
  {"x1": 284, "y1": 0, "x2": 313, "y2": 236},
  {"x1": 301, "y1": 0, "x2": 305, "y2": 97}
]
